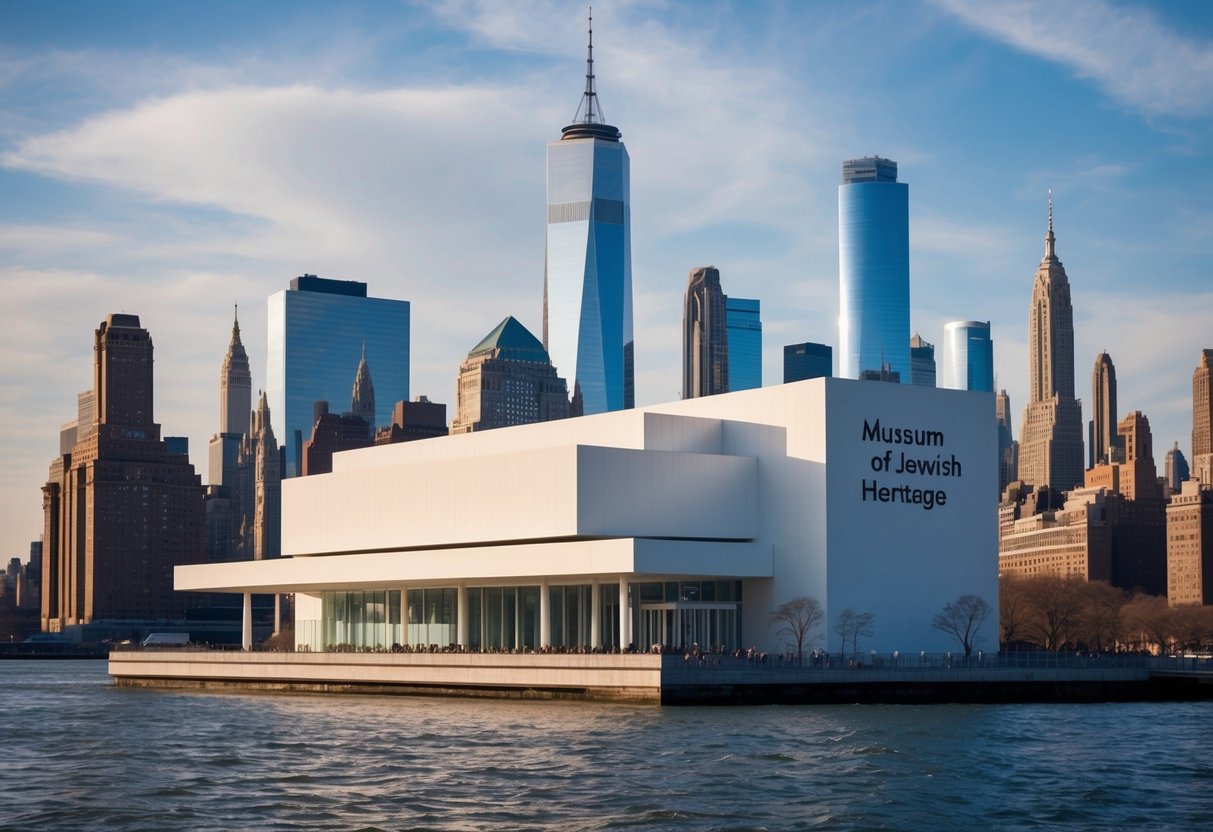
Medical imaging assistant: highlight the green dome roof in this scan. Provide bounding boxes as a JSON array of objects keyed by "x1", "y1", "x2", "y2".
[{"x1": 468, "y1": 316, "x2": 551, "y2": 364}]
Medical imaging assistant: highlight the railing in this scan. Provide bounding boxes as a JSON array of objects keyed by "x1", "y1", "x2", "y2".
[{"x1": 660, "y1": 651, "x2": 1213, "y2": 674}]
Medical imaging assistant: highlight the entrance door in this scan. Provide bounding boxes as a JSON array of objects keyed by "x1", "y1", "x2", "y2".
[{"x1": 638, "y1": 603, "x2": 739, "y2": 651}]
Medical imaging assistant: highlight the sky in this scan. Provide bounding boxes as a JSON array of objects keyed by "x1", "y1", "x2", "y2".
[{"x1": 2, "y1": 0, "x2": 1211, "y2": 561}]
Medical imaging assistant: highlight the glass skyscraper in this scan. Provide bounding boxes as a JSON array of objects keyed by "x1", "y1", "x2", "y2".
[
  {"x1": 543, "y1": 15, "x2": 633, "y2": 415},
  {"x1": 941, "y1": 320, "x2": 994, "y2": 392},
  {"x1": 838, "y1": 157, "x2": 909, "y2": 382},
  {"x1": 783, "y1": 342, "x2": 832, "y2": 383},
  {"x1": 267, "y1": 275, "x2": 409, "y2": 477},
  {"x1": 726, "y1": 297, "x2": 762, "y2": 391}
]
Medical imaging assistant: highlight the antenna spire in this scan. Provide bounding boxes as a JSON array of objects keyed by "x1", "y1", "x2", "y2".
[
  {"x1": 1044, "y1": 190, "x2": 1056, "y2": 260},
  {"x1": 574, "y1": 7, "x2": 604, "y2": 125}
]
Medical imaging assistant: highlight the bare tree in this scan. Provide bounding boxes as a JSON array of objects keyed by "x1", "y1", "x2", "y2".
[
  {"x1": 834, "y1": 608, "x2": 875, "y2": 661},
  {"x1": 999, "y1": 574, "x2": 1031, "y2": 648},
  {"x1": 769, "y1": 596, "x2": 824, "y2": 664},
  {"x1": 932, "y1": 594, "x2": 991, "y2": 659}
]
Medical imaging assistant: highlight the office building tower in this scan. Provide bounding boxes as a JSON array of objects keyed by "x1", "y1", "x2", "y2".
[
  {"x1": 1167, "y1": 480, "x2": 1213, "y2": 605},
  {"x1": 267, "y1": 274, "x2": 409, "y2": 476},
  {"x1": 208, "y1": 308, "x2": 252, "y2": 489},
  {"x1": 242, "y1": 392, "x2": 281, "y2": 559},
  {"x1": 1194, "y1": 349, "x2": 1213, "y2": 486},
  {"x1": 350, "y1": 344, "x2": 376, "y2": 439},
  {"x1": 41, "y1": 315, "x2": 204, "y2": 634},
  {"x1": 997, "y1": 389, "x2": 1019, "y2": 496},
  {"x1": 1018, "y1": 197, "x2": 1084, "y2": 493},
  {"x1": 1089, "y1": 352, "x2": 1119, "y2": 469},
  {"x1": 838, "y1": 156, "x2": 909, "y2": 382},
  {"x1": 302, "y1": 400, "x2": 371, "y2": 477},
  {"x1": 909, "y1": 333, "x2": 936, "y2": 387},
  {"x1": 1165, "y1": 441, "x2": 1189, "y2": 495},
  {"x1": 374, "y1": 397, "x2": 449, "y2": 445},
  {"x1": 941, "y1": 320, "x2": 994, "y2": 392},
  {"x1": 726, "y1": 297, "x2": 762, "y2": 391},
  {"x1": 451, "y1": 316, "x2": 570, "y2": 434},
  {"x1": 682, "y1": 266, "x2": 728, "y2": 399},
  {"x1": 543, "y1": 13, "x2": 633, "y2": 416},
  {"x1": 784, "y1": 342, "x2": 832, "y2": 383}
]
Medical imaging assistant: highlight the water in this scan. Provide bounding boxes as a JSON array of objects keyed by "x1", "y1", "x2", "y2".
[{"x1": 1, "y1": 661, "x2": 1209, "y2": 831}]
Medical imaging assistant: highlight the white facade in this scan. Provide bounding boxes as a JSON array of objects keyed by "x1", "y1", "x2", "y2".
[{"x1": 177, "y1": 378, "x2": 998, "y2": 655}]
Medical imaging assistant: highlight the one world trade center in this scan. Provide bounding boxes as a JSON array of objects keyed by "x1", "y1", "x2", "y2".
[{"x1": 543, "y1": 12, "x2": 634, "y2": 415}]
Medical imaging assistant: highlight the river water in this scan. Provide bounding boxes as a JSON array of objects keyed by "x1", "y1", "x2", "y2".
[{"x1": 1, "y1": 661, "x2": 1208, "y2": 830}]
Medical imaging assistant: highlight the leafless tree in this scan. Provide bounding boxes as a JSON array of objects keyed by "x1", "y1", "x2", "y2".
[
  {"x1": 769, "y1": 596, "x2": 824, "y2": 664},
  {"x1": 932, "y1": 594, "x2": 991, "y2": 659},
  {"x1": 834, "y1": 608, "x2": 875, "y2": 660}
]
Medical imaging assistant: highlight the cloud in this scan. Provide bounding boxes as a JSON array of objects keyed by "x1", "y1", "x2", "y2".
[{"x1": 935, "y1": 0, "x2": 1213, "y2": 119}]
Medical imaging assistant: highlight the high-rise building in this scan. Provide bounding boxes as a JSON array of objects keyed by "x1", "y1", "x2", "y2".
[
  {"x1": 682, "y1": 266, "x2": 728, "y2": 399},
  {"x1": 997, "y1": 389, "x2": 1019, "y2": 496},
  {"x1": 1166, "y1": 480, "x2": 1213, "y2": 606},
  {"x1": 784, "y1": 342, "x2": 832, "y2": 383},
  {"x1": 726, "y1": 297, "x2": 762, "y2": 391},
  {"x1": 267, "y1": 274, "x2": 409, "y2": 477},
  {"x1": 909, "y1": 333, "x2": 936, "y2": 387},
  {"x1": 374, "y1": 397, "x2": 449, "y2": 445},
  {"x1": 838, "y1": 156, "x2": 909, "y2": 382},
  {"x1": 451, "y1": 316, "x2": 571, "y2": 434},
  {"x1": 543, "y1": 14, "x2": 633, "y2": 416},
  {"x1": 1193, "y1": 349, "x2": 1213, "y2": 486},
  {"x1": 1165, "y1": 441, "x2": 1190, "y2": 495},
  {"x1": 941, "y1": 321, "x2": 993, "y2": 392},
  {"x1": 1018, "y1": 198, "x2": 1084, "y2": 493},
  {"x1": 302, "y1": 400, "x2": 370, "y2": 477},
  {"x1": 1089, "y1": 352, "x2": 1119, "y2": 469},
  {"x1": 208, "y1": 307, "x2": 251, "y2": 489},
  {"x1": 350, "y1": 344, "x2": 376, "y2": 440},
  {"x1": 41, "y1": 315, "x2": 204, "y2": 634}
]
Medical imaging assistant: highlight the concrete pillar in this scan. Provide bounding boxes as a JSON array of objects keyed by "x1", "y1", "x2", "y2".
[
  {"x1": 540, "y1": 580, "x2": 550, "y2": 649},
  {"x1": 590, "y1": 582, "x2": 601, "y2": 648},
  {"x1": 401, "y1": 586, "x2": 409, "y2": 645},
  {"x1": 273, "y1": 594, "x2": 281, "y2": 637},
  {"x1": 242, "y1": 592, "x2": 252, "y2": 651},
  {"x1": 618, "y1": 576, "x2": 630, "y2": 650},
  {"x1": 457, "y1": 583, "x2": 469, "y2": 648}
]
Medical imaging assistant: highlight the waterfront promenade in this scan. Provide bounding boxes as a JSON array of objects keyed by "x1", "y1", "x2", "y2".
[{"x1": 108, "y1": 648, "x2": 1213, "y2": 705}]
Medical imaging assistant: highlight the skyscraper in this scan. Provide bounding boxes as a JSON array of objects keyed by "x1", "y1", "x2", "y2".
[
  {"x1": 1193, "y1": 349, "x2": 1213, "y2": 486},
  {"x1": 838, "y1": 156, "x2": 909, "y2": 382},
  {"x1": 208, "y1": 306, "x2": 251, "y2": 489},
  {"x1": 996, "y1": 389, "x2": 1018, "y2": 495},
  {"x1": 941, "y1": 321, "x2": 993, "y2": 392},
  {"x1": 267, "y1": 274, "x2": 409, "y2": 477},
  {"x1": 543, "y1": 13, "x2": 633, "y2": 416},
  {"x1": 1018, "y1": 198, "x2": 1084, "y2": 493},
  {"x1": 682, "y1": 266, "x2": 728, "y2": 399},
  {"x1": 1165, "y1": 441, "x2": 1190, "y2": 495},
  {"x1": 909, "y1": 333, "x2": 936, "y2": 387},
  {"x1": 1089, "y1": 352, "x2": 1118, "y2": 469},
  {"x1": 784, "y1": 342, "x2": 832, "y2": 383},
  {"x1": 726, "y1": 297, "x2": 762, "y2": 391},
  {"x1": 42, "y1": 315, "x2": 204, "y2": 634},
  {"x1": 451, "y1": 316, "x2": 570, "y2": 434},
  {"x1": 350, "y1": 344, "x2": 376, "y2": 440}
]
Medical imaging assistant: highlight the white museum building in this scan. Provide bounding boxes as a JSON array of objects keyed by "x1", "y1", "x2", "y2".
[{"x1": 177, "y1": 378, "x2": 998, "y2": 655}]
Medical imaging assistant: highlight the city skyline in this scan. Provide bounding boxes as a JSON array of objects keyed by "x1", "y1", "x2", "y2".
[{"x1": 2, "y1": 1, "x2": 1212, "y2": 558}]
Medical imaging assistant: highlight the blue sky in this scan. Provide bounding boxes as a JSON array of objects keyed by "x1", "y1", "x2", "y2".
[{"x1": 2, "y1": 0, "x2": 1211, "y2": 560}]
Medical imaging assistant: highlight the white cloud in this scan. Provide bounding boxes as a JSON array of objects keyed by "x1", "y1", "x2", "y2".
[{"x1": 935, "y1": 0, "x2": 1213, "y2": 119}]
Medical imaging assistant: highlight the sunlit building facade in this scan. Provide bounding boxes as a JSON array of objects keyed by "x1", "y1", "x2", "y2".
[
  {"x1": 838, "y1": 156, "x2": 909, "y2": 382},
  {"x1": 942, "y1": 320, "x2": 994, "y2": 392},
  {"x1": 267, "y1": 275, "x2": 409, "y2": 477}
]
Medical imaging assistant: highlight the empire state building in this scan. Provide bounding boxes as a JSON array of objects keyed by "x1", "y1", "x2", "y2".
[{"x1": 1018, "y1": 197, "x2": 1084, "y2": 493}]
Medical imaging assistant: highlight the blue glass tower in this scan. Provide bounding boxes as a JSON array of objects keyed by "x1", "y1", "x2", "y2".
[
  {"x1": 942, "y1": 320, "x2": 994, "y2": 392},
  {"x1": 784, "y1": 341, "x2": 832, "y2": 382},
  {"x1": 726, "y1": 297, "x2": 762, "y2": 391},
  {"x1": 267, "y1": 275, "x2": 409, "y2": 477},
  {"x1": 838, "y1": 157, "x2": 909, "y2": 382},
  {"x1": 543, "y1": 12, "x2": 633, "y2": 415}
]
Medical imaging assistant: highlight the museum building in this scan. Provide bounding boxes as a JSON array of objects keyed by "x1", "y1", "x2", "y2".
[{"x1": 175, "y1": 378, "x2": 998, "y2": 655}]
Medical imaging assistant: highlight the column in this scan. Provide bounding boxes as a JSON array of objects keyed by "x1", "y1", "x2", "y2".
[
  {"x1": 242, "y1": 592, "x2": 252, "y2": 651},
  {"x1": 618, "y1": 576, "x2": 630, "y2": 651},
  {"x1": 457, "y1": 583, "x2": 469, "y2": 648},
  {"x1": 273, "y1": 594, "x2": 281, "y2": 637},
  {"x1": 590, "y1": 582, "x2": 601, "y2": 649},
  {"x1": 401, "y1": 586, "x2": 409, "y2": 645},
  {"x1": 540, "y1": 580, "x2": 550, "y2": 649}
]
